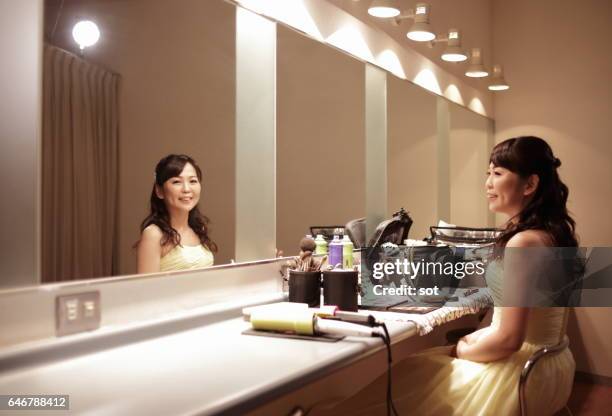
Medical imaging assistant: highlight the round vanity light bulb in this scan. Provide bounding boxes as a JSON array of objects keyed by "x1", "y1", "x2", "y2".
[
  {"x1": 72, "y1": 20, "x2": 100, "y2": 49},
  {"x1": 407, "y1": 30, "x2": 436, "y2": 42},
  {"x1": 407, "y1": 20, "x2": 435, "y2": 42},
  {"x1": 368, "y1": 0, "x2": 401, "y2": 18},
  {"x1": 441, "y1": 53, "x2": 468, "y2": 62},
  {"x1": 368, "y1": 7, "x2": 401, "y2": 18},
  {"x1": 488, "y1": 84, "x2": 510, "y2": 91},
  {"x1": 465, "y1": 69, "x2": 489, "y2": 78},
  {"x1": 465, "y1": 49, "x2": 488, "y2": 77},
  {"x1": 488, "y1": 64, "x2": 509, "y2": 90}
]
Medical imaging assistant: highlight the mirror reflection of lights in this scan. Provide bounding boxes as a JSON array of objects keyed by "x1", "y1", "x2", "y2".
[
  {"x1": 468, "y1": 97, "x2": 487, "y2": 116},
  {"x1": 377, "y1": 49, "x2": 406, "y2": 79},
  {"x1": 72, "y1": 20, "x2": 100, "y2": 50},
  {"x1": 238, "y1": 0, "x2": 323, "y2": 41},
  {"x1": 414, "y1": 68, "x2": 441, "y2": 95},
  {"x1": 444, "y1": 84, "x2": 464, "y2": 105},
  {"x1": 326, "y1": 25, "x2": 375, "y2": 62}
]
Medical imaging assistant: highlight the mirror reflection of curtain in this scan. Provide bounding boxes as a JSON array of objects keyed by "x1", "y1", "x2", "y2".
[{"x1": 42, "y1": 44, "x2": 119, "y2": 282}]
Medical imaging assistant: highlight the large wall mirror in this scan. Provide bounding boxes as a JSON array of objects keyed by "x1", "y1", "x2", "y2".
[
  {"x1": 2, "y1": 0, "x2": 494, "y2": 289},
  {"x1": 276, "y1": 25, "x2": 365, "y2": 255},
  {"x1": 387, "y1": 75, "x2": 438, "y2": 240},
  {"x1": 449, "y1": 102, "x2": 494, "y2": 228}
]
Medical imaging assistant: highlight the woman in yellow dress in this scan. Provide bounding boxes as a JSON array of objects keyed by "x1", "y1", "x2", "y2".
[
  {"x1": 329, "y1": 136, "x2": 578, "y2": 415},
  {"x1": 136, "y1": 154, "x2": 217, "y2": 273}
]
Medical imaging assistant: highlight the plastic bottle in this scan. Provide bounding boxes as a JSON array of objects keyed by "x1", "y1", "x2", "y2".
[
  {"x1": 342, "y1": 235, "x2": 354, "y2": 269},
  {"x1": 314, "y1": 234, "x2": 328, "y2": 255},
  {"x1": 328, "y1": 235, "x2": 343, "y2": 268}
]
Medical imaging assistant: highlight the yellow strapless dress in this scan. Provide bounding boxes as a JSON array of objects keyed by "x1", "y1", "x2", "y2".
[
  {"x1": 159, "y1": 244, "x2": 214, "y2": 272},
  {"x1": 327, "y1": 261, "x2": 575, "y2": 416}
]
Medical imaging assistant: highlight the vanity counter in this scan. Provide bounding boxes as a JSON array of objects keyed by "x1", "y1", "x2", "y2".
[
  {"x1": 0, "y1": 299, "x2": 491, "y2": 415},
  {"x1": 0, "y1": 301, "x2": 419, "y2": 415},
  {"x1": 0, "y1": 259, "x2": 486, "y2": 415}
]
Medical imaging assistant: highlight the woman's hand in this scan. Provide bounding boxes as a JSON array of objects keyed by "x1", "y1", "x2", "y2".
[
  {"x1": 455, "y1": 339, "x2": 470, "y2": 359},
  {"x1": 451, "y1": 328, "x2": 489, "y2": 358}
]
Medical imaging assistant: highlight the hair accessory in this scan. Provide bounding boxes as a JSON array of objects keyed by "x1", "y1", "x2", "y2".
[{"x1": 553, "y1": 157, "x2": 561, "y2": 168}]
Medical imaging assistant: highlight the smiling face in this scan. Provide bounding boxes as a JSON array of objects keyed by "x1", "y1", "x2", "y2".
[
  {"x1": 156, "y1": 162, "x2": 201, "y2": 214},
  {"x1": 485, "y1": 163, "x2": 537, "y2": 219}
]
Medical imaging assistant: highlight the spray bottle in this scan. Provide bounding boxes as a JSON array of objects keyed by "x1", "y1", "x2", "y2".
[{"x1": 328, "y1": 235, "x2": 343, "y2": 268}]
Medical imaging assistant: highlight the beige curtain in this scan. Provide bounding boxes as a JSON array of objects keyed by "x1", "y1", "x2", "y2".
[{"x1": 42, "y1": 44, "x2": 119, "y2": 282}]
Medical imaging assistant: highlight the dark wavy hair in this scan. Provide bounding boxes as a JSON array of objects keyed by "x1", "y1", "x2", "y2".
[
  {"x1": 136, "y1": 154, "x2": 217, "y2": 252},
  {"x1": 490, "y1": 136, "x2": 578, "y2": 248}
]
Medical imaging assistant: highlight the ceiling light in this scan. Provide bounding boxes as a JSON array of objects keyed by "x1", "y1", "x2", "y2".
[
  {"x1": 430, "y1": 28, "x2": 468, "y2": 62},
  {"x1": 407, "y1": 3, "x2": 435, "y2": 41},
  {"x1": 465, "y1": 48, "x2": 488, "y2": 77},
  {"x1": 392, "y1": 2, "x2": 436, "y2": 42},
  {"x1": 72, "y1": 20, "x2": 100, "y2": 50},
  {"x1": 488, "y1": 64, "x2": 510, "y2": 91},
  {"x1": 367, "y1": 0, "x2": 401, "y2": 18},
  {"x1": 441, "y1": 29, "x2": 467, "y2": 62}
]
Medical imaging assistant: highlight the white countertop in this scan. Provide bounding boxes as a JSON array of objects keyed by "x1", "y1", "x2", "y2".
[{"x1": 0, "y1": 302, "x2": 417, "y2": 416}]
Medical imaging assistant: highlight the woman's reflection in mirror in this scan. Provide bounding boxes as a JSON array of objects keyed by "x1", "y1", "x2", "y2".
[{"x1": 135, "y1": 154, "x2": 217, "y2": 273}]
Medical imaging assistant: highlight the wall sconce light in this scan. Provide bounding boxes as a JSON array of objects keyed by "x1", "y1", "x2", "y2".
[
  {"x1": 392, "y1": 2, "x2": 436, "y2": 42},
  {"x1": 465, "y1": 48, "x2": 488, "y2": 77},
  {"x1": 430, "y1": 28, "x2": 467, "y2": 62},
  {"x1": 488, "y1": 64, "x2": 510, "y2": 90},
  {"x1": 72, "y1": 20, "x2": 100, "y2": 51},
  {"x1": 367, "y1": 0, "x2": 401, "y2": 18}
]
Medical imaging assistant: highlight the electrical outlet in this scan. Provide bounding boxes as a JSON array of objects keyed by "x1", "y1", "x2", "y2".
[{"x1": 56, "y1": 291, "x2": 101, "y2": 336}]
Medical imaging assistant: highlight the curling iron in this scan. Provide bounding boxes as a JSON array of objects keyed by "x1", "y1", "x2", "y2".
[{"x1": 250, "y1": 310, "x2": 381, "y2": 338}]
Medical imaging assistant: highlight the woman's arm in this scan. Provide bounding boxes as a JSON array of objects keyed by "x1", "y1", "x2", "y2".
[
  {"x1": 137, "y1": 225, "x2": 163, "y2": 274},
  {"x1": 456, "y1": 307, "x2": 529, "y2": 362},
  {"x1": 456, "y1": 230, "x2": 550, "y2": 362}
]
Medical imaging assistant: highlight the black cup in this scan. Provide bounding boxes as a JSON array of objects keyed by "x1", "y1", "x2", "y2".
[
  {"x1": 288, "y1": 270, "x2": 321, "y2": 307},
  {"x1": 323, "y1": 270, "x2": 359, "y2": 311}
]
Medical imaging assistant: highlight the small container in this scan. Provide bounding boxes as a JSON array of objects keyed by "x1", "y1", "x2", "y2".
[
  {"x1": 328, "y1": 235, "x2": 343, "y2": 267},
  {"x1": 342, "y1": 235, "x2": 354, "y2": 269},
  {"x1": 323, "y1": 270, "x2": 359, "y2": 311},
  {"x1": 314, "y1": 234, "x2": 328, "y2": 255},
  {"x1": 289, "y1": 270, "x2": 321, "y2": 307}
]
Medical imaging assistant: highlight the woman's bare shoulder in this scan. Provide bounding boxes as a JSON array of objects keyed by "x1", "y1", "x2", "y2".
[
  {"x1": 141, "y1": 224, "x2": 163, "y2": 244},
  {"x1": 507, "y1": 229, "x2": 553, "y2": 248}
]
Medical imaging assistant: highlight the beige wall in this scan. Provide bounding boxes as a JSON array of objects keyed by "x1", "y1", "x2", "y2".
[
  {"x1": 45, "y1": 0, "x2": 236, "y2": 273},
  {"x1": 387, "y1": 76, "x2": 438, "y2": 240},
  {"x1": 0, "y1": 0, "x2": 42, "y2": 288},
  {"x1": 493, "y1": 0, "x2": 612, "y2": 377},
  {"x1": 276, "y1": 26, "x2": 365, "y2": 255}
]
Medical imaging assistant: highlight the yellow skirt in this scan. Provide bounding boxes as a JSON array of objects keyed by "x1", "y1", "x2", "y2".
[{"x1": 326, "y1": 343, "x2": 575, "y2": 416}]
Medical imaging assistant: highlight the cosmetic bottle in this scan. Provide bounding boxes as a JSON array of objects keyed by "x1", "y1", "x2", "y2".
[
  {"x1": 328, "y1": 235, "x2": 343, "y2": 268},
  {"x1": 314, "y1": 234, "x2": 328, "y2": 255},
  {"x1": 342, "y1": 235, "x2": 354, "y2": 269}
]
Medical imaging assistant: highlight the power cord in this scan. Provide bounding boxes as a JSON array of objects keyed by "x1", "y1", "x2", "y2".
[{"x1": 374, "y1": 322, "x2": 400, "y2": 416}]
